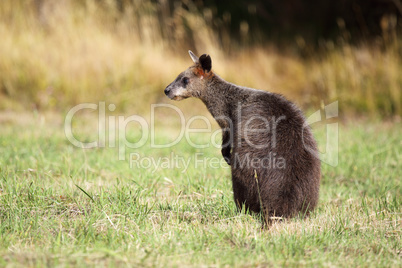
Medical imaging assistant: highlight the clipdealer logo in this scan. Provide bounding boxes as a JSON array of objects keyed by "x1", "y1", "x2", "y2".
[{"x1": 64, "y1": 101, "x2": 338, "y2": 167}]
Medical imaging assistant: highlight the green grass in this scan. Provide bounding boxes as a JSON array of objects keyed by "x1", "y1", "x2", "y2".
[{"x1": 0, "y1": 112, "x2": 401, "y2": 267}]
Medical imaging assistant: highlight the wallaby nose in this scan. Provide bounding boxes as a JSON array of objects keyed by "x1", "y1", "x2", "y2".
[{"x1": 164, "y1": 87, "x2": 171, "y2": 95}]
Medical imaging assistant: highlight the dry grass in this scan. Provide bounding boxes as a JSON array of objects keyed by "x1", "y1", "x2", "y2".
[{"x1": 0, "y1": 1, "x2": 401, "y2": 117}]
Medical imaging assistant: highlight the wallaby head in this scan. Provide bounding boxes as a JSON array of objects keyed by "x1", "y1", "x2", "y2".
[{"x1": 164, "y1": 50, "x2": 213, "y2": 100}]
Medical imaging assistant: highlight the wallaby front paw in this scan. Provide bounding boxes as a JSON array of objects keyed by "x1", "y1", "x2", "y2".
[{"x1": 223, "y1": 156, "x2": 231, "y2": 165}]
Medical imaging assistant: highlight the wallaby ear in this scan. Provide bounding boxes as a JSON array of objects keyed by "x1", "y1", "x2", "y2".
[
  {"x1": 188, "y1": 50, "x2": 199, "y2": 63},
  {"x1": 199, "y1": 54, "x2": 212, "y2": 73}
]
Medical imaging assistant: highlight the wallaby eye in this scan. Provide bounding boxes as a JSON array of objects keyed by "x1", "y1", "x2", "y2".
[{"x1": 182, "y1": 77, "x2": 189, "y2": 85}]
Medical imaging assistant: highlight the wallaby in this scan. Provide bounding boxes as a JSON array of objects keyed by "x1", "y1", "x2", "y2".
[{"x1": 164, "y1": 51, "x2": 321, "y2": 225}]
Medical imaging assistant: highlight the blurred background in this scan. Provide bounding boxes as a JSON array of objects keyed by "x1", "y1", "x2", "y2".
[{"x1": 0, "y1": 0, "x2": 401, "y2": 117}]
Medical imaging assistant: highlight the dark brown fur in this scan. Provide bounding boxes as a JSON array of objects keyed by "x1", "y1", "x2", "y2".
[{"x1": 164, "y1": 51, "x2": 321, "y2": 224}]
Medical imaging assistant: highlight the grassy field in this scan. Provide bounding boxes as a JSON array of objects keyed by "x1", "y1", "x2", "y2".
[
  {"x1": 0, "y1": 112, "x2": 400, "y2": 267},
  {"x1": 0, "y1": 2, "x2": 401, "y2": 266}
]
